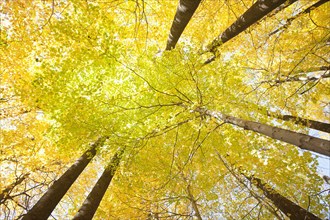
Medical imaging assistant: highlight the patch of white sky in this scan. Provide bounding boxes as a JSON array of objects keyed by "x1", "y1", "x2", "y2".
[
  {"x1": 0, "y1": 110, "x2": 51, "y2": 131},
  {"x1": 0, "y1": 118, "x2": 16, "y2": 130},
  {"x1": 0, "y1": 12, "x2": 13, "y2": 38}
]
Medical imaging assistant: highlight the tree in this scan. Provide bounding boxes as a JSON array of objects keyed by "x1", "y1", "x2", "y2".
[
  {"x1": 165, "y1": 0, "x2": 202, "y2": 50},
  {"x1": 72, "y1": 147, "x2": 125, "y2": 219},
  {"x1": 22, "y1": 137, "x2": 107, "y2": 220},
  {"x1": 266, "y1": 0, "x2": 298, "y2": 18},
  {"x1": 196, "y1": 107, "x2": 330, "y2": 156},
  {"x1": 202, "y1": 0, "x2": 290, "y2": 54},
  {"x1": 268, "y1": 111, "x2": 330, "y2": 133},
  {"x1": 217, "y1": 154, "x2": 322, "y2": 220},
  {"x1": 258, "y1": 69, "x2": 330, "y2": 85},
  {"x1": 269, "y1": 0, "x2": 330, "y2": 36},
  {"x1": 247, "y1": 175, "x2": 322, "y2": 220}
]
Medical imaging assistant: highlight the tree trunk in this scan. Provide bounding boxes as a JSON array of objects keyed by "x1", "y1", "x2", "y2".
[
  {"x1": 246, "y1": 175, "x2": 322, "y2": 220},
  {"x1": 216, "y1": 153, "x2": 282, "y2": 219},
  {"x1": 269, "y1": 0, "x2": 329, "y2": 36},
  {"x1": 22, "y1": 137, "x2": 107, "y2": 220},
  {"x1": 267, "y1": 0, "x2": 298, "y2": 18},
  {"x1": 203, "y1": 0, "x2": 288, "y2": 54},
  {"x1": 268, "y1": 112, "x2": 330, "y2": 133},
  {"x1": 217, "y1": 154, "x2": 321, "y2": 220},
  {"x1": 197, "y1": 108, "x2": 330, "y2": 156},
  {"x1": 72, "y1": 147, "x2": 125, "y2": 220},
  {"x1": 165, "y1": 0, "x2": 202, "y2": 50},
  {"x1": 260, "y1": 72, "x2": 330, "y2": 85}
]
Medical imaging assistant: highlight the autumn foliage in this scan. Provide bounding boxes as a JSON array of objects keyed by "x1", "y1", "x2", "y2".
[{"x1": 1, "y1": 0, "x2": 329, "y2": 219}]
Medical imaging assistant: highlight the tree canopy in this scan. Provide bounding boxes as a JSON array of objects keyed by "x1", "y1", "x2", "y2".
[{"x1": 1, "y1": 0, "x2": 329, "y2": 219}]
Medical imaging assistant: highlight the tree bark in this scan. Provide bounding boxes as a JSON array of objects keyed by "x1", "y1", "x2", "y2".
[
  {"x1": 203, "y1": 0, "x2": 288, "y2": 54},
  {"x1": 246, "y1": 175, "x2": 322, "y2": 220},
  {"x1": 267, "y1": 0, "x2": 298, "y2": 18},
  {"x1": 197, "y1": 108, "x2": 330, "y2": 156},
  {"x1": 260, "y1": 72, "x2": 330, "y2": 85},
  {"x1": 217, "y1": 154, "x2": 321, "y2": 220},
  {"x1": 269, "y1": 0, "x2": 329, "y2": 36},
  {"x1": 22, "y1": 137, "x2": 107, "y2": 220},
  {"x1": 165, "y1": 0, "x2": 202, "y2": 50},
  {"x1": 268, "y1": 112, "x2": 330, "y2": 133},
  {"x1": 216, "y1": 153, "x2": 283, "y2": 219},
  {"x1": 72, "y1": 147, "x2": 125, "y2": 220}
]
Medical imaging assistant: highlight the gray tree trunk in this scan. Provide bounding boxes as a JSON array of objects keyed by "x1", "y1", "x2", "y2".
[
  {"x1": 22, "y1": 137, "x2": 107, "y2": 220},
  {"x1": 218, "y1": 154, "x2": 322, "y2": 220},
  {"x1": 165, "y1": 0, "x2": 202, "y2": 50},
  {"x1": 246, "y1": 175, "x2": 322, "y2": 220},
  {"x1": 260, "y1": 72, "x2": 330, "y2": 85},
  {"x1": 202, "y1": 0, "x2": 288, "y2": 54},
  {"x1": 269, "y1": 0, "x2": 329, "y2": 36},
  {"x1": 197, "y1": 108, "x2": 330, "y2": 156},
  {"x1": 72, "y1": 147, "x2": 125, "y2": 220},
  {"x1": 268, "y1": 112, "x2": 330, "y2": 133},
  {"x1": 267, "y1": 0, "x2": 298, "y2": 18}
]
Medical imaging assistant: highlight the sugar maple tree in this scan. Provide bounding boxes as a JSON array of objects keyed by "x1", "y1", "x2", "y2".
[{"x1": 1, "y1": 0, "x2": 329, "y2": 219}]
